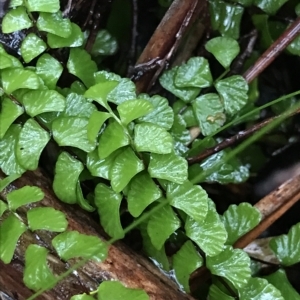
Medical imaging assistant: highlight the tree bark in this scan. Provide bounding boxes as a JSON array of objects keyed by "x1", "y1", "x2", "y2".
[{"x1": 0, "y1": 169, "x2": 194, "y2": 300}]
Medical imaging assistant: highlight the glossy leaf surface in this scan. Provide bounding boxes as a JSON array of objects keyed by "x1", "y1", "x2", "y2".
[
  {"x1": 147, "y1": 204, "x2": 180, "y2": 250},
  {"x1": 94, "y1": 183, "x2": 124, "y2": 239},
  {"x1": 36, "y1": 54, "x2": 63, "y2": 89},
  {"x1": 107, "y1": 78, "x2": 136, "y2": 105},
  {"x1": 7, "y1": 185, "x2": 44, "y2": 210},
  {"x1": 159, "y1": 67, "x2": 200, "y2": 103},
  {"x1": 137, "y1": 95, "x2": 174, "y2": 130},
  {"x1": 2, "y1": 6, "x2": 32, "y2": 33},
  {"x1": 222, "y1": 203, "x2": 261, "y2": 245},
  {"x1": 175, "y1": 57, "x2": 213, "y2": 88},
  {"x1": 52, "y1": 231, "x2": 108, "y2": 262},
  {"x1": 0, "y1": 214, "x2": 27, "y2": 263},
  {"x1": 98, "y1": 121, "x2": 130, "y2": 159},
  {"x1": 23, "y1": 245, "x2": 56, "y2": 291},
  {"x1": 205, "y1": 37, "x2": 240, "y2": 69},
  {"x1": 0, "y1": 97, "x2": 24, "y2": 139},
  {"x1": 27, "y1": 207, "x2": 68, "y2": 232},
  {"x1": 134, "y1": 123, "x2": 173, "y2": 154},
  {"x1": 0, "y1": 200, "x2": 8, "y2": 217},
  {"x1": 192, "y1": 93, "x2": 225, "y2": 136},
  {"x1": 173, "y1": 241, "x2": 203, "y2": 292},
  {"x1": 110, "y1": 147, "x2": 144, "y2": 192},
  {"x1": 206, "y1": 246, "x2": 251, "y2": 289},
  {"x1": 91, "y1": 29, "x2": 118, "y2": 56},
  {"x1": 254, "y1": 0, "x2": 288, "y2": 14},
  {"x1": 37, "y1": 11, "x2": 72, "y2": 38},
  {"x1": 67, "y1": 48, "x2": 97, "y2": 87},
  {"x1": 21, "y1": 33, "x2": 47, "y2": 63},
  {"x1": 185, "y1": 199, "x2": 227, "y2": 256},
  {"x1": 16, "y1": 119, "x2": 50, "y2": 170},
  {"x1": 215, "y1": 75, "x2": 248, "y2": 116},
  {"x1": 98, "y1": 281, "x2": 149, "y2": 300},
  {"x1": 87, "y1": 111, "x2": 111, "y2": 142},
  {"x1": 239, "y1": 277, "x2": 283, "y2": 300},
  {"x1": 26, "y1": 0, "x2": 60, "y2": 12},
  {"x1": 52, "y1": 117, "x2": 96, "y2": 152},
  {"x1": 127, "y1": 172, "x2": 162, "y2": 217},
  {"x1": 269, "y1": 223, "x2": 300, "y2": 266},
  {"x1": 117, "y1": 99, "x2": 153, "y2": 125},
  {"x1": 148, "y1": 153, "x2": 187, "y2": 184},
  {"x1": 167, "y1": 181, "x2": 208, "y2": 223},
  {"x1": 53, "y1": 152, "x2": 84, "y2": 204},
  {"x1": 23, "y1": 90, "x2": 65, "y2": 117}
]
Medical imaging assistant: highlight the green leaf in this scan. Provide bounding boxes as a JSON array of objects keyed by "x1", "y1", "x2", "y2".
[
  {"x1": 0, "y1": 214, "x2": 27, "y2": 263},
  {"x1": 185, "y1": 199, "x2": 227, "y2": 256},
  {"x1": 23, "y1": 245, "x2": 56, "y2": 291},
  {"x1": 47, "y1": 23, "x2": 84, "y2": 48},
  {"x1": 173, "y1": 241, "x2": 203, "y2": 292},
  {"x1": 167, "y1": 181, "x2": 208, "y2": 223},
  {"x1": 192, "y1": 93, "x2": 225, "y2": 136},
  {"x1": 91, "y1": 29, "x2": 118, "y2": 56},
  {"x1": 137, "y1": 95, "x2": 174, "y2": 130},
  {"x1": 205, "y1": 37, "x2": 240, "y2": 69},
  {"x1": 15, "y1": 119, "x2": 50, "y2": 170},
  {"x1": 127, "y1": 171, "x2": 162, "y2": 217},
  {"x1": 209, "y1": 0, "x2": 244, "y2": 39},
  {"x1": 84, "y1": 81, "x2": 119, "y2": 110},
  {"x1": 87, "y1": 111, "x2": 111, "y2": 143},
  {"x1": 63, "y1": 93, "x2": 97, "y2": 118},
  {"x1": 147, "y1": 204, "x2": 180, "y2": 250},
  {"x1": 67, "y1": 48, "x2": 97, "y2": 87},
  {"x1": 53, "y1": 152, "x2": 84, "y2": 204},
  {"x1": 0, "y1": 200, "x2": 8, "y2": 217},
  {"x1": 2, "y1": 6, "x2": 32, "y2": 33},
  {"x1": 239, "y1": 277, "x2": 283, "y2": 300},
  {"x1": 1, "y1": 68, "x2": 40, "y2": 94},
  {"x1": 111, "y1": 147, "x2": 144, "y2": 192},
  {"x1": 198, "y1": 149, "x2": 249, "y2": 184},
  {"x1": 94, "y1": 183, "x2": 124, "y2": 239},
  {"x1": 7, "y1": 186, "x2": 44, "y2": 210},
  {"x1": 52, "y1": 231, "x2": 108, "y2": 262},
  {"x1": 37, "y1": 11, "x2": 72, "y2": 38},
  {"x1": 98, "y1": 121, "x2": 130, "y2": 159},
  {"x1": 0, "y1": 125, "x2": 25, "y2": 175},
  {"x1": 264, "y1": 269, "x2": 300, "y2": 300},
  {"x1": 27, "y1": 207, "x2": 68, "y2": 232},
  {"x1": 159, "y1": 67, "x2": 200, "y2": 103},
  {"x1": 76, "y1": 182, "x2": 95, "y2": 212},
  {"x1": 23, "y1": 90, "x2": 65, "y2": 117},
  {"x1": 86, "y1": 149, "x2": 121, "y2": 180},
  {"x1": 0, "y1": 52, "x2": 23, "y2": 68},
  {"x1": 269, "y1": 223, "x2": 300, "y2": 266},
  {"x1": 0, "y1": 174, "x2": 21, "y2": 193},
  {"x1": 170, "y1": 114, "x2": 190, "y2": 144},
  {"x1": 21, "y1": 33, "x2": 47, "y2": 63},
  {"x1": 36, "y1": 54, "x2": 63, "y2": 89},
  {"x1": 52, "y1": 117, "x2": 96, "y2": 152},
  {"x1": 206, "y1": 246, "x2": 251, "y2": 289},
  {"x1": 254, "y1": 0, "x2": 288, "y2": 15},
  {"x1": 139, "y1": 222, "x2": 170, "y2": 271},
  {"x1": 222, "y1": 203, "x2": 261, "y2": 245},
  {"x1": 0, "y1": 97, "x2": 24, "y2": 138},
  {"x1": 26, "y1": 0, "x2": 59, "y2": 12},
  {"x1": 98, "y1": 281, "x2": 149, "y2": 300},
  {"x1": 175, "y1": 57, "x2": 213, "y2": 88},
  {"x1": 209, "y1": 284, "x2": 235, "y2": 300},
  {"x1": 134, "y1": 123, "x2": 173, "y2": 154},
  {"x1": 71, "y1": 294, "x2": 95, "y2": 300},
  {"x1": 148, "y1": 153, "x2": 187, "y2": 184},
  {"x1": 117, "y1": 99, "x2": 153, "y2": 125},
  {"x1": 94, "y1": 70, "x2": 122, "y2": 83},
  {"x1": 215, "y1": 75, "x2": 248, "y2": 116},
  {"x1": 107, "y1": 78, "x2": 137, "y2": 105}
]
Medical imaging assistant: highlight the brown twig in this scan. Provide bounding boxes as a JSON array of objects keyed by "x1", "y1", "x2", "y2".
[
  {"x1": 187, "y1": 107, "x2": 300, "y2": 165},
  {"x1": 244, "y1": 16, "x2": 300, "y2": 84}
]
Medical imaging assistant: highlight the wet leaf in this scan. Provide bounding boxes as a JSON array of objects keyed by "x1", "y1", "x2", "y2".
[
  {"x1": 21, "y1": 33, "x2": 47, "y2": 63},
  {"x1": 91, "y1": 29, "x2": 118, "y2": 56},
  {"x1": 26, "y1": 0, "x2": 60, "y2": 12},
  {"x1": 254, "y1": 0, "x2": 288, "y2": 15},
  {"x1": 2, "y1": 6, "x2": 32, "y2": 33},
  {"x1": 52, "y1": 231, "x2": 108, "y2": 262},
  {"x1": 95, "y1": 183, "x2": 124, "y2": 239}
]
